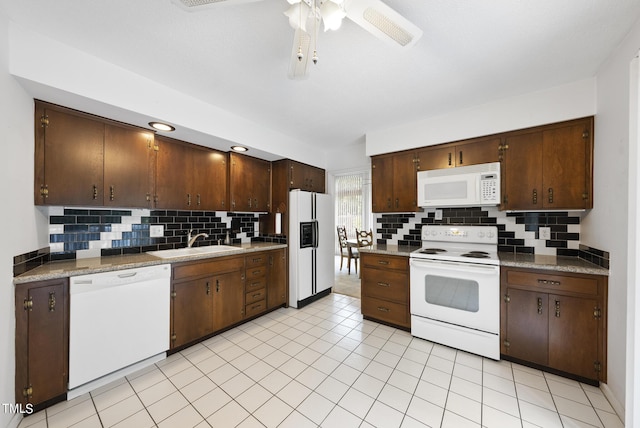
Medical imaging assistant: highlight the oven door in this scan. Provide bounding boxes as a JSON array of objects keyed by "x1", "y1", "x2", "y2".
[{"x1": 410, "y1": 258, "x2": 500, "y2": 334}]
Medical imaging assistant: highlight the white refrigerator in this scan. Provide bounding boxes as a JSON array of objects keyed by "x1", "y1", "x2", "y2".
[{"x1": 289, "y1": 189, "x2": 334, "y2": 308}]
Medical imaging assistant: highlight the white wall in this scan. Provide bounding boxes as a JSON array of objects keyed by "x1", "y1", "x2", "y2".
[
  {"x1": 365, "y1": 79, "x2": 596, "y2": 156},
  {"x1": 0, "y1": 8, "x2": 49, "y2": 428},
  {"x1": 586, "y1": 16, "x2": 640, "y2": 424}
]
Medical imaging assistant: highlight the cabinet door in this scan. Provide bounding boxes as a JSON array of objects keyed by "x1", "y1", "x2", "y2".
[
  {"x1": 542, "y1": 121, "x2": 592, "y2": 209},
  {"x1": 501, "y1": 132, "x2": 543, "y2": 210},
  {"x1": 392, "y1": 152, "x2": 418, "y2": 211},
  {"x1": 371, "y1": 155, "x2": 394, "y2": 212},
  {"x1": 416, "y1": 145, "x2": 454, "y2": 171},
  {"x1": 213, "y1": 271, "x2": 245, "y2": 330},
  {"x1": 104, "y1": 124, "x2": 154, "y2": 208},
  {"x1": 504, "y1": 288, "x2": 548, "y2": 366},
  {"x1": 548, "y1": 294, "x2": 600, "y2": 380},
  {"x1": 171, "y1": 278, "x2": 214, "y2": 349},
  {"x1": 267, "y1": 249, "x2": 287, "y2": 309},
  {"x1": 16, "y1": 279, "x2": 68, "y2": 407},
  {"x1": 252, "y1": 157, "x2": 271, "y2": 212},
  {"x1": 306, "y1": 165, "x2": 326, "y2": 193},
  {"x1": 36, "y1": 106, "x2": 104, "y2": 206},
  {"x1": 455, "y1": 137, "x2": 500, "y2": 167},
  {"x1": 193, "y1": 148, "x2": 227, "y2": 211},
  {"x1": 230, "y1": 153, "x2": 271, "y2": 212},
  {"x1": 155, "y1": 137, "x2": 191, "y2": 209}
]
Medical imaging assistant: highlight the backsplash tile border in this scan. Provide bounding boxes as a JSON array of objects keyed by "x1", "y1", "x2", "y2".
[
  {"x1": 43, "y1": 207, "x2": 272, "y2": 261},
  {"x1": 374, "y1": 207, "x2": 609, "y2": 269}
]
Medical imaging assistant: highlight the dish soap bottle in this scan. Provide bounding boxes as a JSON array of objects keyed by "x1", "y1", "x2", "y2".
[{"x1": 224, "y1": 230, "x2": 230, "y2": 245}]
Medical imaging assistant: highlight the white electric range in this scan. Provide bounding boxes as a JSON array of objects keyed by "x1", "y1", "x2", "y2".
[{"x1": 409, "y1": 225, "x2": 500, "y2": 359}]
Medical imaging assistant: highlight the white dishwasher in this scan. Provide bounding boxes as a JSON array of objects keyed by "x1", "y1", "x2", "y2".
[{"x1": 69, "y1": 264, "x2": 171, "y2": 391}]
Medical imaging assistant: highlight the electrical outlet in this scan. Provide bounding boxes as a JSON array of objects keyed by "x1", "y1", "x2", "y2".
[
  {"x1": 539, "y1": 227, "x2": 551, "y2": 240},
  {"x1": 435, "y1": 209, "x2": 443, "y2": 221},
  {"x1": 149, "y1": 225, "x2": 164, "y2": 238}
]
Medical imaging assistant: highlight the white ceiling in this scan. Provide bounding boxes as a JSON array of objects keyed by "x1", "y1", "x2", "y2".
[{"x1": 4, "y1": 0, "x2": 640, "y2": 162}]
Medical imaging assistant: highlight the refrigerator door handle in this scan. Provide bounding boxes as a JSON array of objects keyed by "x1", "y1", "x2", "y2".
[{"x1": 313, "y1": 220, "x2": 319, "y2": 248}]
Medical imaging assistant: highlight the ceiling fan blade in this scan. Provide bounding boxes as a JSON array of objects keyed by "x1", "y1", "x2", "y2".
[
  {"x1": 172, "y1": 0, "x2": 263, "y2": 12},
  {"x1": 344, "y1": 0, "x2": 422, "y2": 48},
  {"x1": 288, "y1": 28, "x2": 314, "y2": 80}
]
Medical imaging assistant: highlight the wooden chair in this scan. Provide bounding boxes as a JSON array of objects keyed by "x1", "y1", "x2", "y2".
[
  {"x1": 354, "y1": 228, "x2": 373, "y2": 277},
  {"x1": 337, "y1": 226, "x2": 352, "y2": 273}
]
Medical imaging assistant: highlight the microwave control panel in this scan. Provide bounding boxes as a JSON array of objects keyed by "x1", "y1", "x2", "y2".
[{"x1": 480, "y1": 173, "x2": 499, "y2": 202}]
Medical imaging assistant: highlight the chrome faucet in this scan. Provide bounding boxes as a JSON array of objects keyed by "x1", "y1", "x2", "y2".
[{"x1": 187, "y1": 229, "x2": 209, "y2": 248}]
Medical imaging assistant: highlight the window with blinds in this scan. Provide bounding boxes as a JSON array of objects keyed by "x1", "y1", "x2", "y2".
[{"x1": 335, "y1": 174, "x2": 364, "y2": 240}]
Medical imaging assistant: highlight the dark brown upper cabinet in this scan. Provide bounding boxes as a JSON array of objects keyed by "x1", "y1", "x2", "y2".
[
  {"x1": 154, "y1": 135, "x2": 228, "y2": 210},
  {"x1": 415, "y1": 137, "x2": 501, "y2": 171},
  {"x1": 229, "y1": 152, "x2": 271, "y2": 212},
  {"x1": 34, "y1": 101, "x2": 154, "y2": 208},
  {"x1": 501, "y1": 117, "x2": 593, "y2": 211}
]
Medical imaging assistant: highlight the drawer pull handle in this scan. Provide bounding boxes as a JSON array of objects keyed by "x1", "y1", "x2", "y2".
[
  {"x1": 377, "y1": 260, "x2": 390, "y2": 265},
  {"x1": 377, "y1": 307, "x2": 390, "y2": 313},
  {"x1": 252, "y1": 293, "x2": 262, "y2": 298},
  {"x1": 251, "y1": 303, "x2": 262, "y2": 310},
  {"x1": 252, "y1": 270, "x2": 261, "y2": 275},
  {"x1": 537, "y1": 279, "x2": 561, "y2": 286},
  {"x1": 377, "y1": 282, "x2": 390, "y2": 287}
]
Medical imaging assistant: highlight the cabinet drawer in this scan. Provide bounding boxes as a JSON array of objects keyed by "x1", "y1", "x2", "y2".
[
  {"x1": 246, "y1": 288, "x2": 266, "y2": 305},
  {"x1": 246, "y1": 278, "x2": 266, "y2": 292},
  {"x1": 246, "y1": 266, "x2": 267, "y2": 281},
  {"x1": 245, "y1": 254, "x2": 268, "y2": 268},
  {"x1": 245, "y1": 300, "x2": 266, "y2": 317},
  {"x1": 506, "y1": 270, "x2": 598, "y2": 295},
  {"x1": 362, "y1": 297, "x2": 409, "y2": 328},
  {"x1": 173, "y1": 256, "x2": 244, "y2": 281},
  {"x1": 361, "y1": 253, "x2": 408, "y2": 271},
  {"x1": 362, "y1": 270, "x2": 408, "y2": 303}
]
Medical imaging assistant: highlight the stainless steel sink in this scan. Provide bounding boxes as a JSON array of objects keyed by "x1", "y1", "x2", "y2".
[{"x1": 148, "y1": 245, "x2": 239, "y2": 259}]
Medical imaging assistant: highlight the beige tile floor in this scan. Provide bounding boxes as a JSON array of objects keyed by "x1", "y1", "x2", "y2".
[
  {"x1": 333, "y1": 255, "x2": 361, "y2": 299},
  {"x1": 18, "y1": 293, "x2": 623, "y2": 428}
]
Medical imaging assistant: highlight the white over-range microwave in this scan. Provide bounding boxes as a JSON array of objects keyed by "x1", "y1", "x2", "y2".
[{"x1": 417, "y1": 161, "x2": 501, "y2": 208}]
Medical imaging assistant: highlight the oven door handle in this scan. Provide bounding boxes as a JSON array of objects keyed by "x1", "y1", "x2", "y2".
[{"x1": 410, "y1": 258, "x2": 499, "y2": 274}]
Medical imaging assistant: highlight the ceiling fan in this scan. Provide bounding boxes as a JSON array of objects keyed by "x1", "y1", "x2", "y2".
[{"x1": 172, "y1": 0, "x2": 423, "y2": 80}]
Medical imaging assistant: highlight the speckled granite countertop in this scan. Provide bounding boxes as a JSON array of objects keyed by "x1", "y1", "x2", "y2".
[
  {"x1": 497, "y1": 253, "x2": 608, "y2": 276},
  {"x1": 14, "y1": 242, "x2": 287, "y2": 284},
  {"x1": 357, "y1": 245, "x2": 608, "y2": 276}
]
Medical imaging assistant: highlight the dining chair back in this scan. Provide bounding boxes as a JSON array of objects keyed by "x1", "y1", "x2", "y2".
[{"x1": 355, "y1": 228, "x2": 374, "y2": 248}]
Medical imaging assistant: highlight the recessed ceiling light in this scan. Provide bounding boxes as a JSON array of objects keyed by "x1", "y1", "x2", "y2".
[
  {"x1": 149, "y1": 122, "x2": 175, "y2": 132},
  {"x1": 231, "y1": 146, "x2": 249, "y2": 152}
]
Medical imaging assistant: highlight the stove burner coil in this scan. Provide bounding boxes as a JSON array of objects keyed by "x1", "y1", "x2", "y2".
[{"x1": 419, "y1": 248, "x2": 447, "y2": 255}]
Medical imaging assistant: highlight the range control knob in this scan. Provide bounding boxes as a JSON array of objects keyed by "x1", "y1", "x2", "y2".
[{"x1": 478, "y1": 231, "x2": 485, "y2": 238}]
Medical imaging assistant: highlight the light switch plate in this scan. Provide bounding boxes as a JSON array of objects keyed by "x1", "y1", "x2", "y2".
[
  {"x1": 539, "y1": 227, "x2": 551, "y2": 240},
  {"x1": 150, "y1": 225, "x2": 164, "y2": 237},
  {"x1": 435, "y1": 209, "x2": 443, "y2": 221}
]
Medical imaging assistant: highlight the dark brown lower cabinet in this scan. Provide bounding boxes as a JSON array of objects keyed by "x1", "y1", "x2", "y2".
[
  {"x1": 171, "y1": 277, "x2": 214, "y2": 349},
  {"x1": 213, "y1": 270, "x2": 245, "y2": 330},
  {"x1": 267, "y1": 249, "x2": 287, "y2": 309},
  {"x1": 360, "y1": 253, "x2": 410, "y2": 329},
  {"x1": 501, "y1": 267, "x2": 607, "y2": 383},
  {"x1": 15, "y1": 278, "x2": 69, "y2": 409},
  {"x1": 170, "y1": 248, "x2": 286, "y2": 350}
]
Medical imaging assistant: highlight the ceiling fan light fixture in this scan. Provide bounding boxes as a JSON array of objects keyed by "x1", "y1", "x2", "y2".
[
  {"x1": 320, "y1": 1, "x2": 346, "y2": 31},
  {"x1": 284, "y1": 2, "x2": 311, "y2": 31}
]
